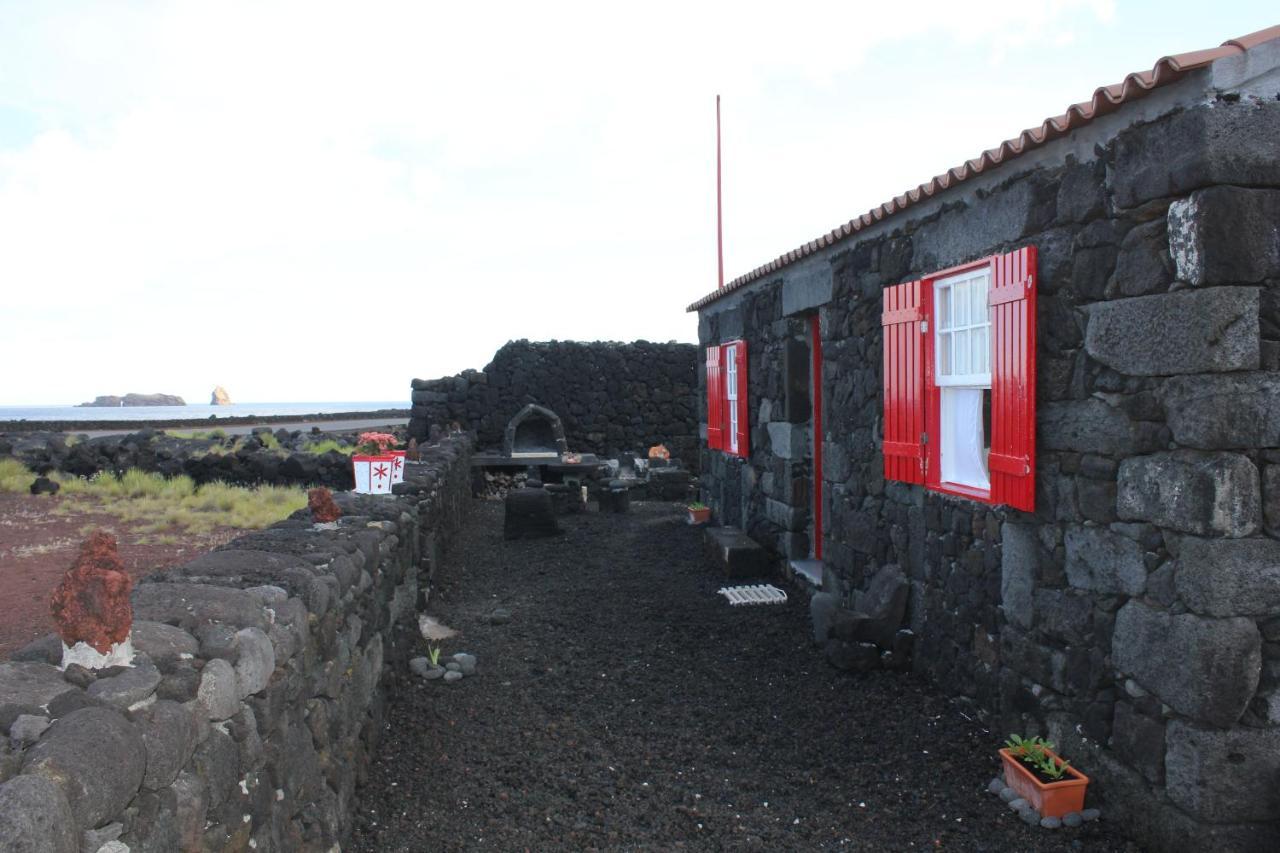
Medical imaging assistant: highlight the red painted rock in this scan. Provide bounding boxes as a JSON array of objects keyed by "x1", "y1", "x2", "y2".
[
  {"x1": 308, "y1": 487, "x2": 342, "y2": 523},
  {"x1": 50, "y1": 532, "x2": 134, "y2": 654}
]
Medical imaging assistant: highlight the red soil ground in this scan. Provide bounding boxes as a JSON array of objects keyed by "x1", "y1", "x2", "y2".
[{"x1": 0, "y1": 493, "x2": 244, "y2": 658}]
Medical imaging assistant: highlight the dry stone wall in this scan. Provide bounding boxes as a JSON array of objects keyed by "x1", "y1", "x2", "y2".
[
  {"x1": 2, "y1": 429, "x2": 365, "y2": 490},
  {"x1": 0, "y1": 434, "x2": 471, "y2": 852},
  {"x1": 409, "y1": 340, "x2": 699, "y2": 469},
  {"x1": 696, "y1": 85, "x2": 1280, "y2": 850}
]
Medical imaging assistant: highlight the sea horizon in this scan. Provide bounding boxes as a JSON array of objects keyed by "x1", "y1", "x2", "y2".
[{"x1": 0, "y1": 401, "x2": 408, "y2": 423}]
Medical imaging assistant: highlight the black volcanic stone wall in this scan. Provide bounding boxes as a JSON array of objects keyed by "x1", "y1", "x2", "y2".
[
  {"x1": 0, "y1": 435, "x2": 472, "y2": 851},
  {"x1": 409, "y1": 340, "x2": 699, "y2": 469},
  {"x1": 2, "y1": 429, "x2": 373, "y2": 490},
  {"x1": 696, "y1": 96, "x2": 1280, "y2": 852}
]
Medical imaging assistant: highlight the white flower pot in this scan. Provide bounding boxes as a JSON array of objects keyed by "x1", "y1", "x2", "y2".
[
  {"x1": 353, "y1": 454, "x2": 395, "y2": 494},
  {"x1": 389, "y1": 450, "x2": 406, "y2": 485}
]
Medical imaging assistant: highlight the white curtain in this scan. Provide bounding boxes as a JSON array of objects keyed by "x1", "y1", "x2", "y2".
[{"x1": 941, "y1": 388, "x2": 989, "y2": 489}]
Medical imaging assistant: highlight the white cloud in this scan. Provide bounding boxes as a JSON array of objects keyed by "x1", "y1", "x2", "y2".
[{"x1": 0, "y1": 0, "x2": 1261, "y2": 404}]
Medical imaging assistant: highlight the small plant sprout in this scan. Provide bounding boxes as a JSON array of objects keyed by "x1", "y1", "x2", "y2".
[
  {"x1": 688, "y1": 501, "x2": 708, "y2": 510},
  {"x1": 1005, "y1": 734, "x2": 1071, "y2": 781},
  {"x1": 427, "y1": 644, "x2": 442, "y2": 667}
]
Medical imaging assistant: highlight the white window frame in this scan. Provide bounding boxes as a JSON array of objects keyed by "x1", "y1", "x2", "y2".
[
  {"x1": 933, "y1": 269, "x2": 992, "y2": 491},
  {"x1": 725, "y1": 343, "x2": 739, "y2": 453},
  {"x1": 934, "y1": 268, "x2": 992, "y2": 388}
]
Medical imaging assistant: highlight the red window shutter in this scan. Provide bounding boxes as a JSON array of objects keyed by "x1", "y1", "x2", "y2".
[
  {"x1": 882, "y1": 281, "x2": 926, "y2": 485},
  {"x1": 705, "y1": 345, "x2": 724, "y2": 450},
  {"x1": 733, "y1": 340, "x2": 749, "y2": 457},
  {"x1": 988, "y1": 246, "x2": 1037, "y2": 512}
]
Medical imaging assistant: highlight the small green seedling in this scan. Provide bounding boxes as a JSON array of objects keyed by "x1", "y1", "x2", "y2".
[
  {"x1": 1005, "y1": 734, "x2": 1071, "y2": 781},
  {"x1": 688, "y1": 502, "x2": 708, "y2": 510},
  {"x1": 427, "y1": 644, "x2": 442, "y2": 667}
]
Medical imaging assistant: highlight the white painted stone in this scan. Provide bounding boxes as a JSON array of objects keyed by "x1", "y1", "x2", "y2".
[{"x1": 60, "y1": 635, "x2": 134, "y2": 671}]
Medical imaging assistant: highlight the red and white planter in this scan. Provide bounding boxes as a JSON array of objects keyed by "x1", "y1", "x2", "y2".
[
  {"x1": 388, "y1": 450, "x2": 406, "y2": 485},
  {"x1": 353, "y1": 454, "x2": 396, "y2": 494}
]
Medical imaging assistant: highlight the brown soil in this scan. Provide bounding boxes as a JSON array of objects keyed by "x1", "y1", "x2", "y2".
[{"x1": 0, "y1": 493, "x2": 243, "y2": 658}]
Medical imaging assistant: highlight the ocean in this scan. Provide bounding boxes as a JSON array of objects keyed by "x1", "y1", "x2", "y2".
[{"x1": 0, "y1": 402, "x2": 407, "y2": 423}]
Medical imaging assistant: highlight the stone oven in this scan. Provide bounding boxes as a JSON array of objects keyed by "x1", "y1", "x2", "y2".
[{"x1": 503, "y1": 403, "x2": 568, "y2": 459}]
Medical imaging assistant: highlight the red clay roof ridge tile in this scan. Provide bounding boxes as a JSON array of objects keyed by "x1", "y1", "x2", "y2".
[{"x1": 686, "y1": 25, "x2": 1280, "y2": 313}]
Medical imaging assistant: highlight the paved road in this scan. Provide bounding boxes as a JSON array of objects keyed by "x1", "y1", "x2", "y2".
[{"x1": 76, "y1": 417, "x2": 409, "y2": 439}]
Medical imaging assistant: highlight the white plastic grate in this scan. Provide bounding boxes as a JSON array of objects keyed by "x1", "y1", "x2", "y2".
[{"x1": 717, "y1": 584, "x2": 788, "y2": 607}]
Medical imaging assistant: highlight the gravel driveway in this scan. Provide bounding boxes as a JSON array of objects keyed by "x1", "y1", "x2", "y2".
[{"x1": 350, "y1": 501, "x2": 1138, "y2": 852}]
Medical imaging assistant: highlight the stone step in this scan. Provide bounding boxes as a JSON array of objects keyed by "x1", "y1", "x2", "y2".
[{"x1": 703, "y1": 527, "x2": 771, "y2": 580}]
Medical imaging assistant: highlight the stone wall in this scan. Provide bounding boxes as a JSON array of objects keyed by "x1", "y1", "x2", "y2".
[
  {"x1": 409, "y1": 340, "x2": 700, "y2": 469},
  {"x1": 695, "y1": 64, "x2": 1280, "y2": 851},
  {"x1": 0, "y1": 434, "x2": 472, "y2": 852},
  {"x1": 2, "y1": 428, "x2": 376, "y2": 490}
]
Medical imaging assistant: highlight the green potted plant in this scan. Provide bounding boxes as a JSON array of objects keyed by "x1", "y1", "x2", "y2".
[
  {"x1": 999, "y1": 734, "x2": 1090, "y2": 818},
  {"x1": 687, "y1": 501, "x2": 711, "y2": 525}
]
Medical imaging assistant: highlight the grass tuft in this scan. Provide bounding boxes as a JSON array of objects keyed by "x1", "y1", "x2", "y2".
[
  {"x1": 0, "y1": 460, "x2": 308, "y2": 535},
  {"x1": 302, "y1": 438, "x2": 354, "y2": 456},
  {"x1": 165, "y1": 429, "x2": 228, "y2": 440},
  {"x1": 0, "y1": 458, "x2": 32, "y2": 492}
]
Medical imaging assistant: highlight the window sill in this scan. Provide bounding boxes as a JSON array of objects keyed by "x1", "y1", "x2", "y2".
[{"x1": 931, "y1": 481, "x2": 992, "y2": 504}]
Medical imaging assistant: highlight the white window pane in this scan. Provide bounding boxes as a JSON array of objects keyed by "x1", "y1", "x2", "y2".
[
  {"x1": 955, "y1": 329, "x2": 970, "y2": 375},
  {"x1": 972, "y1": 277, "x2": 986, "y2": 322},
  {"x1": 939, "y1": 331, "x2": 951, "y2": 375},
  {"x1": 937, "y1": 287, "x2": 950, "y2": 331},
  {"x1": 973, "y1": 326, "x2": 988, "y2": 375},
  {"x1": 955, "y1": 281, "x2": 969, "y2": 326}
]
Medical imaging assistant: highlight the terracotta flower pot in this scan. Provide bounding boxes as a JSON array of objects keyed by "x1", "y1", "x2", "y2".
[
  {"x1": 999, "y1": 746, "x2": 1090, "y2": 818},
  {"x1": 353, "y1": 454, "x2": 396, "y2": 495},
  {"x1": 687, "y1": 506, "x2": 711, "y2": 525}
]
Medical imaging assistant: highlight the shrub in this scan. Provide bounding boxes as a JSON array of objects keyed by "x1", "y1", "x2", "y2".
[{"x1": 302, "y1": 439, "x2": 354, "y2": 456}]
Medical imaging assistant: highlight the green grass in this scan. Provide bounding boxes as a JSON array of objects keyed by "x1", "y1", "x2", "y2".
[
  {"x1": 165, "y1": 429, "x2": 228, "y2": 440},
  {"x1": 0, "y1": 459, "x2": 308, "y2": 535},
  {"x1": 0, "y1": 458, "x2": 32, "y2": 492},
  {"x1": 301, "y1": 438, "x2": 355, "y2": 456}
]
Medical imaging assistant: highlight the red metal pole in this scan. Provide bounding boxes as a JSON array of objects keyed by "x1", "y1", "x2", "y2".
[{"x1": 716, "y1": 95, "x2": 724, "y2": 289}]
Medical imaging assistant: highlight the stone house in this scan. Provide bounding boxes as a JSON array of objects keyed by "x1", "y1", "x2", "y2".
[{"x1": 690, "y1": 27, "x2": 1280, "y2": 851}]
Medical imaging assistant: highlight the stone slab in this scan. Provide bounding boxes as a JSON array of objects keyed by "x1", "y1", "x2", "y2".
[
  {"x1": 703, "y1": 527, "x2": 771, "y2": 580},
  {"x1": 0, "y1": 663, "x2": 76, "y2": 711},
  {"x1": 1084, "y1": 287, "x2": 1259, "y2": 376},
  {"x1": 1063, "y1": 525, "x2": 1146, "y2": 597},
  {"x1": 1113, "y1": 600, "x2": 1260, "y2": 727},
  {"x1": 1165, "y1": 720, "x2": 1280, "y2": 823},
  {"x1": 1117, "y1": 451, "x2": 1260, "y2": 537},
  {"x1": 1176, "y1": 536, "x2": 1280, "y2": 618},
  {"x1": 132, "y1": 583, "x2": 270, "y2": 632}
]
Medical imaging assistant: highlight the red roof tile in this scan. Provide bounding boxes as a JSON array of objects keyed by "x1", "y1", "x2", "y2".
[{"x1": 686, "y1": 25, "x2": 1280, "y2": 313}]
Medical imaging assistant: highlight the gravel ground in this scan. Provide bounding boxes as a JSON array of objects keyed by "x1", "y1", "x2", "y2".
[{"x1": 351, "y1": 501, "x2": 1140, "y2": 852}]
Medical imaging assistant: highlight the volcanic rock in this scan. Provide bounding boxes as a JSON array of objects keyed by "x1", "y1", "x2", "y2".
[
  {"x1": 308, "y1": 487, "x2": 342, "y2": 523},
  {"x1": 49, "y1": 533, "x2": 133, "y2": 655},
  {"x1": 210, "y1": 385, "x2": 232, "y2": 405}
]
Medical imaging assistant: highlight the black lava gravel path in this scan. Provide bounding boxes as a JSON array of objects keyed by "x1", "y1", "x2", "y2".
[{"x1": 350, "y1": 501, "x2": 1139, "y2": 852}]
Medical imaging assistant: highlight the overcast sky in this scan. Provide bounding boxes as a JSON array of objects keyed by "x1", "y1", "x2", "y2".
[{"x1": 0, "y1": 1, "x2": 1274, "y2": 405}]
